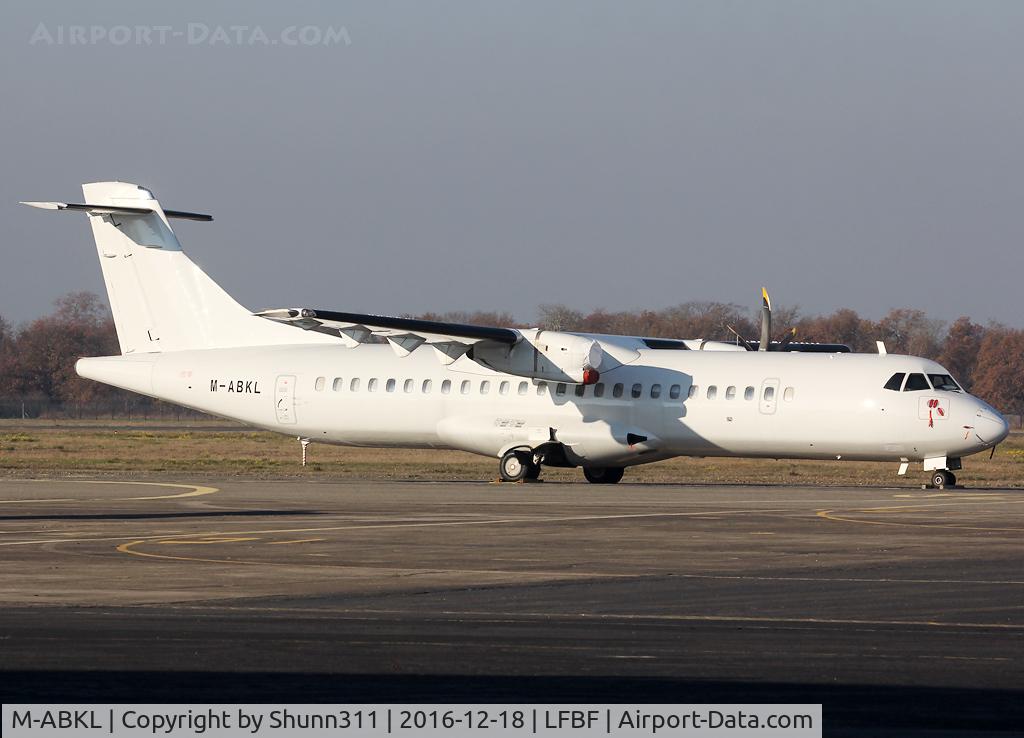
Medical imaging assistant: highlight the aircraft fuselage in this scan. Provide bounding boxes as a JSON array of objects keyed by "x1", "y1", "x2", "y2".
[{"x1": 77, "y1": 340, "x2": 1007, "y2": 471}]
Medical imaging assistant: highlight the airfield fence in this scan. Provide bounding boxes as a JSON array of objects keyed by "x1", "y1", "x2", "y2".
[{"x1": 0, "y1": 397, "x2": 211, "y2": 421}]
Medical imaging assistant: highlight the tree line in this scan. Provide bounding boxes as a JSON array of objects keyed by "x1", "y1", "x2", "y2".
[{"x1": 1, "y1": 292, "x2": 1022, "y2": 419}]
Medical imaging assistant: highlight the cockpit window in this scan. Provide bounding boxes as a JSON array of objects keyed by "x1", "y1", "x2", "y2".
[
  {"x1": 903, "y1": 373, "x2": 931, "y2": 391},
  {"x1": 928, "y1": 374, "x2": 962, "y2": 392},
  {"x1": 883, "y1": 373, "x2": 905, "y2": 391}
]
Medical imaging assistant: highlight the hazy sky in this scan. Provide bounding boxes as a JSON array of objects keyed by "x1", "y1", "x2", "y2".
[{"x1": 2, "y1": 1, "x2": 1023, "y2": 328}]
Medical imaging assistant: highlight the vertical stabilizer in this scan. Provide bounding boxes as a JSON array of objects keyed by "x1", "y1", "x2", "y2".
[{"x1": 24, "y1": 181, "x2": 332, "y2": 354}]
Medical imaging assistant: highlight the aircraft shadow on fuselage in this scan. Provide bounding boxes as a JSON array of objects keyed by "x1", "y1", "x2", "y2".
[{"x1": 546, "y1": 367, "x2": 732, "y2": 457}]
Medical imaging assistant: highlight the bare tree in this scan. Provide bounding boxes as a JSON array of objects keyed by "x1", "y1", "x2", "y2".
[
  {"x1": 873, "y1": 308, "x2": 945, "y2": 358},
  {"x1": 937, "y1": 317, "x2": 986, "y2": 391},
  {"x1": 537, "y1": 304, "x2": 585, "y2": 331},
  {"x1": 5, "y1": 292, "x2": 121, "y2": 409},
  {"x1": 971, "y1": 327, "x2": 1024, "y2": 416}
]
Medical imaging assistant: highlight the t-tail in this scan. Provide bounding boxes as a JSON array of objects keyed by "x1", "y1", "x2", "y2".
[{"x1": 21, "y1": 181, "x2": 328, "y2": 355}]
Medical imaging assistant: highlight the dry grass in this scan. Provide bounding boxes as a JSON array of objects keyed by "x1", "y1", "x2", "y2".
[{"x1": 0, "y1": 420, "x2": 1020, "y2": 487}]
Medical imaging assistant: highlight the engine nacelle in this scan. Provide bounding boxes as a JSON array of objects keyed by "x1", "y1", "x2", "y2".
[{"x1": 470, "y1": 329, "x2": 605, "y2": 384}]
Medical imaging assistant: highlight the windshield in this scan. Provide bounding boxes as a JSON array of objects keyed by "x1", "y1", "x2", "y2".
[
  {"x1": 904, "y1": 373, "x2": 931, "y2": 391},
  {"x1": 928, "y1": 374, "x2": 962, "y2": 392}
]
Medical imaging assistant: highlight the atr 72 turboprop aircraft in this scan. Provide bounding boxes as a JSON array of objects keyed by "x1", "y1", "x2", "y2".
[{"x1": 22, "y1": 182, "x2": 1010, "y2": 487}]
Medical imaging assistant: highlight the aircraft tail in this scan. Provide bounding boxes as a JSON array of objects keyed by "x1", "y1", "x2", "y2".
[{"x1": 22, "y1": 181, "x2": 328, "y2": 354}]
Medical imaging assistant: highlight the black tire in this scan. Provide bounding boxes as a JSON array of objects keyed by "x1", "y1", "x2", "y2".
[
  {"x1": 948, "y1": 472, "x2": 957, "y2": 488},
  {"x1": 931, "y1": 470, "x2": 953, "y2": 488},
  {"x1": 499, "y1": 450, "x2": 529, "y2": 482},
  {"x1": 583, "y1": 466, "x2": 625, "y2": 484},
  {"x1": 524, "y1": 462, "x2": 541, "y2": 480}
]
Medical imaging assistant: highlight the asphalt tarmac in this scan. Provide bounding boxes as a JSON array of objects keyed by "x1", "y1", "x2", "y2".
[{"x1": 0, "y1": 478, "x2": 1021, "y2": 736}]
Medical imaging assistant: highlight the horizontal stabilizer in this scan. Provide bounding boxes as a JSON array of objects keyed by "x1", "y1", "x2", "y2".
[{"x1": 19, "y1": 201, "x2": 212, "y2": 221}]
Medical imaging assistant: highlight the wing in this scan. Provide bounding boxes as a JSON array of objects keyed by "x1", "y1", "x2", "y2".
[{"x1": 255, "y1": 308, "x2": 519, "y2": 363}]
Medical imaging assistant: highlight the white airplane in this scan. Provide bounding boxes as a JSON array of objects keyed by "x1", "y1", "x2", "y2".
[{"x1": 22, "y1": 182, "x2": 1010, "y2": 487}]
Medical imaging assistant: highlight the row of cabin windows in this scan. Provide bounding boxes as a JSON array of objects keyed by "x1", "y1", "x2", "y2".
[
  {"x1": 313, "y1": 376, "x2": 676, "y2": 399},
  {"x1": 687, "y1": 384, "x2": 795, "y2": 403},
  {"x1": 315, "y1": 376, "x2": 534, "y2": 395},
  {"x1": 883, "y1": 372, "x2": 962, "y2": 393},
  {"x1": 312, "y1": 376, "x2": 795, "y2": 403}
]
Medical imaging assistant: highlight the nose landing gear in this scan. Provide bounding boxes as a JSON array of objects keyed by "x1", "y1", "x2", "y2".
[{"x1": 930, "y1": 469, "x2": 957, "y2": 488}]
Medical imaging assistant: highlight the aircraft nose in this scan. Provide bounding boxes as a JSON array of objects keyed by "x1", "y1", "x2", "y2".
[{"x1": 974, "y1": 404, "x2": 1010, "y2": 446}]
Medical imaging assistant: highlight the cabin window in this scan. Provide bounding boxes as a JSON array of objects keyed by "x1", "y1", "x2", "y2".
[
  {"x1": 537, "y1": 383, "x2": 548, "y2": 396},
  {"x1": 594, "y1": 383, "x2": 606, "y2": 398},
  {"x1": 725, "y1": 386, "x2": 737, "y2": 400},
  {"x1": 613, "y1": 383, "x2": 624, "y2": 398},
  {"x1": 669, "y1": 384, "x2": 681, "y2": 399},
  {"x1": 368, "y1": 378, "x2": 378, "y2": 392},
  {"x1": 929, "y1": 374, "x2": 961, "y2": 391},
  {"x1": 883, "y1": 372, "x2": 905, "y2": 391},
  {"x1": 480, "y1": 380, "x2": 491, "y2": 395},
  {"x1": 651, "y1": 384, "x2": 662, "y2": 399},
  {"x1": 460, "y1": 380, "x2": 471, "y2": 395},
  {"x1": 575, "y1": 384, "x2": 585, "y2": 397},
  {"x1": 500, "y1": 381, "x2": 510, "y2": 395},
  {"x1": 688, "y1": 385, "x2": 698, "y2": 399},
  {"x1": 386, "y1": 378, "x2": 396, "y2": 393},
  {"x1": 763, "y1": 386, "x2": 775, "y2": 401},
  {"x1": 631, "y1": 383, "x2": 642, "y2": 399},
  {"x1": 707, "y1": 385, "x2": 717, "y2": 400},
  {"x1": 404, "y1": 379, "x2": 414, "y2": 393},
  {"x1": 350, "y1": 378, "x2": 361, "y2": 392},
  {"x1": 441, "y1": 379, "x2": 451, "y2": 395},
  {"x1": 904, "y1": 373, "x2": 930, "y2": 392},
  {"x1": 314, "y1": 377, "x2": 325, "y2": 392},
  {"x1": 333, "y1": 377, "x2": 344, "y2": 392},
  {"x1": 422, "y1": 379, "x2": 433, "y2": 393},
  {"x1": 518, "y1": 381, "x2": 529, "y2": 395},
  {"x1": 783, "y1": 387, "x2": 795, "y2": 402},
  {"x1": 744, "y1": 386, "x2": 755, "y2": 401},
  {"x1": 556, "y1": 383, "x2": 567, "y2": 396}
]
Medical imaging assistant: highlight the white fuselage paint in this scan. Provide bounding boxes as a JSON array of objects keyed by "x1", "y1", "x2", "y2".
[{"x1": 77, "y1": 337, "x2": 1009, "y2": 469}]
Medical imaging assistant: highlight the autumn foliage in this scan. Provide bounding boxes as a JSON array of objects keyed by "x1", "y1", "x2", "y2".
[{"x1": 1, "y1": 293, "x2": 1022, "y2": 418}]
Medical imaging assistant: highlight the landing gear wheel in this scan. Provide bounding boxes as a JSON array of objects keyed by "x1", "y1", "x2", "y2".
[
  {"x1": 583, "y1": 466, "x2": 625, "y2": 484},
  {"x1": 499, "y1": 450, "x2": 529, "y2": 482},
  {"x1": 524, "y1": 462, "x2": 541, "y2": 480},
  {"x1": 931, "y1": 469, "x2": 954, "y2": 488}
]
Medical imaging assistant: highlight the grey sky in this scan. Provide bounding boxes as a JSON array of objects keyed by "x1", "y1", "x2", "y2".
[{"x1": 2, "y1": 1, "x2": 1023, "y2": 328}]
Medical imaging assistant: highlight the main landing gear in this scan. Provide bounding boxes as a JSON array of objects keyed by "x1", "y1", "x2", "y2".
[
  {"x1": 499, "y1": 449, "x2": 541, "y2": 482},
  {"x1": 583, "y1": 466, "x2": 625, "y2": 485},
  {"x1": 930, "y1": 469, "x2": 957, "y2": 488},
  {"x1": 497, "y1": 449, "x2": 625, "y2": 484}
]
